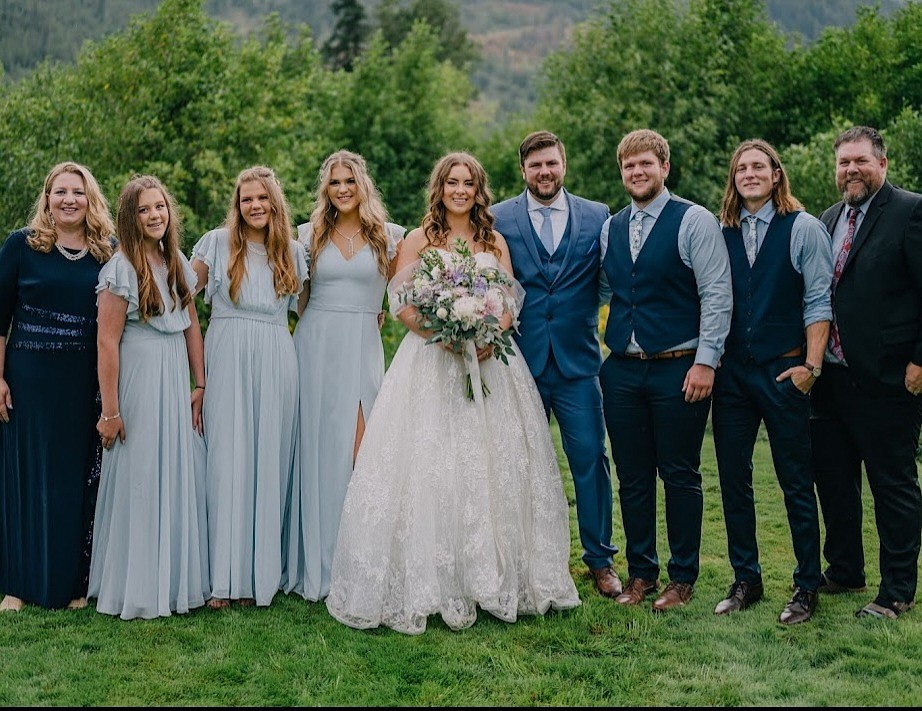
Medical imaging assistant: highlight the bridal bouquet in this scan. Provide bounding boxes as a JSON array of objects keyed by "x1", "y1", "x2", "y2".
[{"x1": 397, "y1": 238, "x2": 517, "y2": 399}]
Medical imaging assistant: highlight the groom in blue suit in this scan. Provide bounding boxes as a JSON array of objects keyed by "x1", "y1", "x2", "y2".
[{"x1": 493, "y1": 131, "x2": 620, "y2": 598}]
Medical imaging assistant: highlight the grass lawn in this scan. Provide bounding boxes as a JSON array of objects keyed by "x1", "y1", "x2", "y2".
[{"x1": 1, "y1": 421, "x2": 920, "y2": 706}]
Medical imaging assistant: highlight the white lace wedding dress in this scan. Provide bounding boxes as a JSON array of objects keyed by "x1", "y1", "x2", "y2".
[{"x1": 325, "y1": 252, "x2": 580, "y2": 635}]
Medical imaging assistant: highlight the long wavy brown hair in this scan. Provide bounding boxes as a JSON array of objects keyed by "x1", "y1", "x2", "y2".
[
  {"x1": 308, "y1": 150, "x2": 391, "y2": 278},
  {"x1": 224, "y1": 166, "x2": 300, "y2": 303},
  {"x1": 115, "y1": 175, "x2": 192, "y2": 322},
  {"x1": 27, "y1": 161, "x2": 115, "y2": 263},
  {"x1": 421, "y1": 152, "x2": 500, "y2": 258},
  {"x1": 719, "y1": 139, "x2": 804, "y2": 228}
]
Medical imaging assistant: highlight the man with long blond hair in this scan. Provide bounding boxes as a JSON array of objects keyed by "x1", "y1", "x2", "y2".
[{"x1": 712, "y1": 139, "x2": 832, "y2": 625}]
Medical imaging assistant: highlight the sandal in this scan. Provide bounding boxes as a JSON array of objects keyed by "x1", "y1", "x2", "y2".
[
  {"x1": 0, "y1": 595, "x2": 25, "y2": 612},
  {"x1": 237, "y1": 598, "x2": 256, "y2": 607},
  {"x1": 207, "y1": 597, "x2": 231, "y2": 610}
]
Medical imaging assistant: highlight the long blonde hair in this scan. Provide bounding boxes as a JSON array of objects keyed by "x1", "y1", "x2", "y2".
[
  {"x1": 27, "y1": 161, "x2": 114, "y2": 263},
  {"x1": 224, "y1": 166, "x2": 300, "y2": 303},
  {"x1": 309, "y1": 150, "x2": 391, "y2": 278},
  {"x1": 421, "y1": 152, "x2": 500, "y2": 258},
  {"x1": 115, "y1": 175, "x2": 192, "y2": 322},
  {"x1": 719, "y1": 139, "x2": 804, "y2": 228}
]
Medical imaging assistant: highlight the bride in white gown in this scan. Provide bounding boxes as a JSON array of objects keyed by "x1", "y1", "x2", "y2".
[{"x1": 325, "y1": 152, "x2": 580, "y2": 635}]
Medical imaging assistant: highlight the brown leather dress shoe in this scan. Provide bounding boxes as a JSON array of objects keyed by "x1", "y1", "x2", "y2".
[
  {"x1": 714, "y1": 580, "x2": 764, "y2": 615},
  {"x1": 615, "y1": 576, "x2": 659, "y2": 605},
  {"x1": 588, "y1": 566, "x2": 623, "y2": 598},
  {"x1": 779, "y1": 587, "x2": 817, "y2": 625},
  {"x1": 652, "y1": 581, "x2": 694, "y2": 612}
]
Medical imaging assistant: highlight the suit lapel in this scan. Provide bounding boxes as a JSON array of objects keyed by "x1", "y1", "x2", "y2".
[
  {"x1": 822, "y1": 203, "x2": 844, "y2": 237},
  {"x1": 843, "y1": 182, "x2": 892, "y2": 275},
  {"x1": 513, "y1": 191, "x2": 548, "y2": 279}
]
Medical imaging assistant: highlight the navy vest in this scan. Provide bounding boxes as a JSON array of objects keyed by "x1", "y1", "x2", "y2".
[
  {"x1": 603, "y1": 198, "x2": 698, "y2": 354},
  {"x1": 532, "y1": 216, "x2": 571, "y2": 282},
  {"x1": 723, "y1": 211, "x2": 804, "y2": 364}
]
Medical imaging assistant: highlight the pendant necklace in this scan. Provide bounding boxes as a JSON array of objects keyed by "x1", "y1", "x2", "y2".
[{"x1": 334, "y1": 225, "x2": 362, "y2": 257}]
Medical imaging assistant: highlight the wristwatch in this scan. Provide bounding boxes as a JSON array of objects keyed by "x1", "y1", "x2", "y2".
[{"x1": 804, "y1": 361, "x2": 822, "y2": 379}]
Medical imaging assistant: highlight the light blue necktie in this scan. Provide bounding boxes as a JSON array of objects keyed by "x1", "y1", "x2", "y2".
[{"x1": 538, "y1": 206, "x2": 555, "y2": 255}]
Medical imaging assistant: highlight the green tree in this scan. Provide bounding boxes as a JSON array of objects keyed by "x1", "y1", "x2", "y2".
[
  {"x1": 321, "y1": 0, "x2": 370, "y2": 71},
  {"x1": 536, "y1": 0, "x2": 790, "y2": 211},
  {"x1": 335, "y1": 23, "x2": 475, "y2": 227},
  {"x1": 376, "y1": 0, "x2": 479, "y2": 70}
]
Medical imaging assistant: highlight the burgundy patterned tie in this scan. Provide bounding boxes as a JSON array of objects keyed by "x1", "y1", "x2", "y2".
[{"x1": 829, "y1": 207, "x2": 859, "y2": 361}]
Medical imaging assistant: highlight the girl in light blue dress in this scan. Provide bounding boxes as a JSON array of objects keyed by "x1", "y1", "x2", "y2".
[
  {"x1": 89, "y1": 175, "x2": 209, "y2": 620},
  {"x1": 191, "y1": 167, "x2": 307, "y2": 609},
  {"x1": 284, "y1": 151, "x2": 404, "y2": 601}
]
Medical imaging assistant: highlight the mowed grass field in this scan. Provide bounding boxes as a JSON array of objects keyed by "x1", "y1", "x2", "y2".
[{"x1": 1, "y1": 420, "x2": 920, "y2": 706}]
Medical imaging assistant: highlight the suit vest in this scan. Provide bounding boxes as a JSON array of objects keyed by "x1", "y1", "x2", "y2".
[
  {"x1": 603, "y1": 198, "x2": 698, "y2": 354},
  {"x1": 532, "y1": 214, "x2": 572, "y2": 281},
  {"x1": 723, "y1": 211, "x2": 804, "y2": 364}
]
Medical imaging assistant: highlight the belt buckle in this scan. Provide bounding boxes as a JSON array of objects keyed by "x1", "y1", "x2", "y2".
[{"x1": 639, "y1": 351, "x2": 651, "y2": 360}]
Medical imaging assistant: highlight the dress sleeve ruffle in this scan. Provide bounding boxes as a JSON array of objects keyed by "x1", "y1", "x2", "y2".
[
  {"x1": 386, "y1": 258, "x2": 421, "y2": 318},
  {"x1": 289, "y1": 239, "x2": 309, "y2": 313},
  {"x1": 96, "y1": 252, "x2": 140, "y2": 320},
  {"x1": 179, "y1": 253, "x2": 198, "y2": 298},
  {"x1": 385, "y1": 222, "x2": 407, "y2": 262},
  {"x1": 191, "y1": 228, "x2": 225, "y2": 303}
]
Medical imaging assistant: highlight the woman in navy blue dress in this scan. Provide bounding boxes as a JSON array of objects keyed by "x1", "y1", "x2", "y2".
[{"x1": 0, "y1": 162, "x2": 115, "y2": 611}]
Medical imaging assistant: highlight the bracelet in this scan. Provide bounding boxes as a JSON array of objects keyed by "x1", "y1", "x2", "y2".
[
  {"x1": 194, "y1": 385, "x2": 205, "y2": 390},
  {"x1": 100, "y1": 412, "x2": 121, "y2": 422}
]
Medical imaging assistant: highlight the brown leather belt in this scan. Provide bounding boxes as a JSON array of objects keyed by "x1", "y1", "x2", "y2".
[
  {"x1": 780, "y1": 346, "x2": 805, "y2": 358},
  {"x1": 622, "y1": 348, "x2": 697, "y2": 360}
]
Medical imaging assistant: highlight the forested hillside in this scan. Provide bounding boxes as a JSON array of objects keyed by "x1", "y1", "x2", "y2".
[
  {"x1": 1, "y1": 0, "x2": 920, "y2": 242},
  {"x1": 0, "y1": 0, "x2": 906, "y2": 120}
]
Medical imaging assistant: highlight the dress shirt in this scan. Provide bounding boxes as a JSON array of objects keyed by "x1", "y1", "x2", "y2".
[
  {"x1": 526, "y1": 191, "x2": 569, "y2": 252},
  {"x1": 739, "y1": 200, "x2": 833, "y2": 328},
  {"x1": 599, "y1": 188, "x2": 732, "y2": 368}
]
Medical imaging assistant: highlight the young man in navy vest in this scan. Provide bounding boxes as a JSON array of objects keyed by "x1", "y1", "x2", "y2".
[
  {"x1": 599, "y1": 129, "x2": 732, "y2": 612},
  {"x1": 492, "y1": 131, "x2": 620, "y2": 599},
  {"x1": 713, "y1": 139, "x2": 832, "y2": 624}
]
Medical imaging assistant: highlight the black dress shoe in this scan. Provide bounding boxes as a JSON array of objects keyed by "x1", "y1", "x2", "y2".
[
  {"x1": 714, "y1": 579, "x2": 764, "y2": 615},
  {"x1": 817, "y1": 572, "x2": 866, "y2": 594},
  {"x1": 779, "y1": 587, "x2": 817, "y2": 625}
]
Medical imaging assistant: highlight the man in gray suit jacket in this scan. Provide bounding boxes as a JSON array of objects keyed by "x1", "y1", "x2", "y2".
[
  {"x1": 812, "y1": 125, "x2": 922, "y2": 620},
  {"x1": 492, "y1": 131, "x2": 620, "y2": 598}
]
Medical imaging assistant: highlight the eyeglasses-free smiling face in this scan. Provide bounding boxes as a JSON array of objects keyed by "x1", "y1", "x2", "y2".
[
  {"x1": 620, "y1": 149, "x2": 669, "y2": 208},
  {"x1": 137, "y1": 188, "x2": 170, "y2": 243},
  {"x1": 239, "y1": 180, "x2": 272, "y2": 234},
  {"x1": 734, "y1": 147, "x2": 780, "y2": 210},
  {"x1": 48, "y1": 172, "x2": 88, "y2": 230},
  {"x1": 442, "y1": 163, "x2": 476, "y2": 216},
  {"x1": 327, "y1": 165, "x2": 359, "y2": 216},
  {"x1": 836, "y1": 138, "x2": 888, "y2": 207},
  {"x1": 521, "y1": 146, "x2": 566, "y2": 204}
]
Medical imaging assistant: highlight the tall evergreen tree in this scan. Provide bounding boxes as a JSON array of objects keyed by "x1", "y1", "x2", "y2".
[{"x1": 322, "y1": 0, "x2": 369, "y2": 71}]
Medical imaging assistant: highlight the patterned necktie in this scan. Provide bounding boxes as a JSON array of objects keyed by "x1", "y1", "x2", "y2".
[
  {"x1": 829, "y1": 207, "x2": 859, "y2": 361},
  {"x1": 630, "y1": 211, "x2": 645, "y2": 262},
  {"x1": 538, "y1": 206, "x2": 555, "y2": 255},
  {"x1": 744, "y1": 215, "x2": 759, "y2": 267}
]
